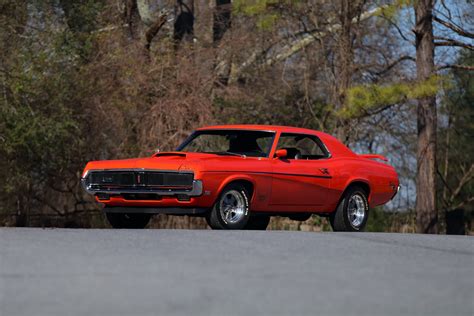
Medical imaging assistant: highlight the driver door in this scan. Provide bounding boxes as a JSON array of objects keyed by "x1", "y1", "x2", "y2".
[{"x1": 269, "y1": 133, "x2": 331, "y2": 209}]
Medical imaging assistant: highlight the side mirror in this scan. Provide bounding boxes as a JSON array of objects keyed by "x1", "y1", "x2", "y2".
[{"x1": 275, "y1": 149, "x2": 287, "y2": 159}]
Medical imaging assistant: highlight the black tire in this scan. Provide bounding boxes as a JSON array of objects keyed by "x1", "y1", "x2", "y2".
[
  {"x1": 206, "y1": 183, "x2": 250, "y2": 230},
  {"x1": 330, "y1": 186, "x2": 369, "y2": 232},
  {"x1": 244, "y1": 215, "x2": 270, "y2": 230},
  {"x1": 105, "y1": 212, "x2": 151, "y2": 229},
  {"x1": 205, "y1": 212, "x2": 223, "y2": 229}
]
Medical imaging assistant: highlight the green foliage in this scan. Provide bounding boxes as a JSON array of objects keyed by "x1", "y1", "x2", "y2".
[
  {"x1": 234, "y1": 0, "x2": 274, "y2": 15},
  {"x1": 343, "y1": 75, "x2": 444, "y2": 118},
  {"x1": 55, "y1": 0, "x2": 103, "y2": 60},
  {"x1": 310, "y1": 215, "x2": 332, "y2": 231},
  {"x1": 0, "y1": 102, "x2": 78, "y2": 183},
  {"x1": 257, "y1": 13, "x2": 279, "y2": 29},
  {"x1": 233, "y1": 0, "x2": 301, "y2": 29},
  {"x1": 0, "y1": 1, "x2": 98, "y2": 220},
  {"x1": 59, "y1": 0, "x2": 103, "y2": 33},
  {"x1": 0, "y1": 52, "x2": 82, "y2": 190},
  {"x1": 365, "y1": 207, "x2": 393, "y2": 232},
  {"x1": 375, "y1": 0, "x2": 413, "y2": 20},
  {"x1": 365, "y1": 207, "x2": 414, "y2": 232}
]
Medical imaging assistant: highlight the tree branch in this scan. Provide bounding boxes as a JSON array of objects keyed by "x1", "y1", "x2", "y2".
[
  {"x1": 437, "y1": 167, "x2": 452, "y2": 193},
  {"x1": 433, "y1": 15, "x2": 474, "y2": 39},
  {"x1": 380, "y1": 15, "x2": 412, "y2": 42},
  {"x1": 347, "y1": 101, "x2": 401, "y2": 120},
  {"x1": 229, "y1": 5, "x2": 388, "y2": 84},
  {"x1": 437, "y1": 167, "x2": 453, "y2": 209},
  {"x1": 374, "y1": 55, "x2": 416, "y2": 76},
  {"x1": 32, "y1": 195, "x2": 64, "y2": 216},
  {"x1": 434, "y1": 37, "x2": 474, "y2": 50},
  {"x1": 450, "y1": 196, "x2": 474, "y2": 212},
  {"x1": 450, "y1": 164, "x2": 474, "y2": 202},
  {"x1": 437, "y1": 64, "x2": 474, "y2": 71},
  {"x1": 145, "y1": 13, "x2": 168, "y2": 50},
  {"x1": 439, "y1": 1, "x2": 453, "y2": 21}
]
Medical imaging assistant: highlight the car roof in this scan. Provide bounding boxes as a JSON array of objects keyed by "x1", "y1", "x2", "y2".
[{"x1": 197, "y1": 125, "x2": 356, "y2": 157}]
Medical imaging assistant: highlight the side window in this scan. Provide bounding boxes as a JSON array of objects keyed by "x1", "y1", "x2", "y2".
[
  {"x1": 256, "y1": 137, "x2": 273, "y2": 155},
  {"x1": 276, "y1": 133, "x2": 328, "y2": 160}
]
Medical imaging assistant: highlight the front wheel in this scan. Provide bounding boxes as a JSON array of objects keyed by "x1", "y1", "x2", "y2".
[
  {"x1": 330, "y1": 186, "x2": 369, "y2": 232},
  {"x1": 206, "y1": 184, "x2": 250, "y2": 230},
  {"x1": 105, "y1": 212, "x2": 151, "y2": 229}
]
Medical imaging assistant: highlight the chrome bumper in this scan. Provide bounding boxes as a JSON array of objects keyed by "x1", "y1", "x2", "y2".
[
  {"x1": 81, "y1": 178, "x2": 203, "y2": 197},
  {"x1": 390, "y1": 184, "x2": 401, "y2": 201}
]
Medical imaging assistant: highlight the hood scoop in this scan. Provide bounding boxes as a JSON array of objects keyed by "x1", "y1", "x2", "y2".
[{"x1": 153, "y1": 152, "x2": 187, "y2": 158}]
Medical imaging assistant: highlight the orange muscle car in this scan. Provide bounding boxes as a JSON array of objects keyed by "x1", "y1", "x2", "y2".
[{"x1": 81, "y1": 125, "x2": 399, "y2": 231}]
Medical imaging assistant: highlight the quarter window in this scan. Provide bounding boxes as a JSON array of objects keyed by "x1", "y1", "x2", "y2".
[{"x1": 276, "y1": 133, "x2": 329, "y2": 160}]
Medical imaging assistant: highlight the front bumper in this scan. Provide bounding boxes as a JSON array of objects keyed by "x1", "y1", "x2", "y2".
[{"x1": 81, "y1": 172, "x2": 203, "y2": 197}]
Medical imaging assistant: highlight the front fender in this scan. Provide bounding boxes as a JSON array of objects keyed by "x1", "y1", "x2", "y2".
[{"x1": 217, "y1": 174, "x2": 257, "y2": 202}]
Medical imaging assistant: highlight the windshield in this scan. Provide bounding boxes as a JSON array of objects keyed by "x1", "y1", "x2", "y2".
[{"x1": 177, "y1": 130, "x2": 275, "y2": 158}]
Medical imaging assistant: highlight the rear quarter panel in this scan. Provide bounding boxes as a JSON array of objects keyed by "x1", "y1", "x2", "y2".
[{"x1": 328, "y1": 157, "x2": 399, "y2": 211}]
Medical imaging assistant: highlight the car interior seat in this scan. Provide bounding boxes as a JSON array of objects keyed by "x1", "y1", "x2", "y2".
[{"x1": 228, "y1": 136, "x2": 264, "y2": 156}]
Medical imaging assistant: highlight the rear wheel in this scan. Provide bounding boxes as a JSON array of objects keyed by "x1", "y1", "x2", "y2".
[
  {"x1": 206, "y1": 184, "x2": 250, "y2": 230},
  {"x1": 105, "y1": 211, "x2": 151, "y2": 229},
  {"x1": 330, "y1": 186, "x2": 369, "y2": 232}
]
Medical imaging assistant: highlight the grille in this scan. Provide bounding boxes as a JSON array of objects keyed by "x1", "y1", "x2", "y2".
[{"x1": 87, "y1": 170, "x2": 194, "y2": 190}]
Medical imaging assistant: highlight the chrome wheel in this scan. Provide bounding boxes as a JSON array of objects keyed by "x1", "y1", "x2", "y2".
[
  {"x1": 347, "y1": 194, "x2": 366, "y2": 228},
  {"x1": 219, "y1": 190, "x2": 247, "y2": 224}
]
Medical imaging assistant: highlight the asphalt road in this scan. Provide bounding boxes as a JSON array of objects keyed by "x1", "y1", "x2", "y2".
[{"x1": 0, "y1": 228, "x2": 473, "y2": 316}]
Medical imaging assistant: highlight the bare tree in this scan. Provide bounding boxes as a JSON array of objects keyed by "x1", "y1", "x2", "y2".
[
  {"x1": 413, "y1": 0, "x2": 473, "y2": 233},
  {"x1": 413, "y1": 0, "x2": 438, "y2": 233}
]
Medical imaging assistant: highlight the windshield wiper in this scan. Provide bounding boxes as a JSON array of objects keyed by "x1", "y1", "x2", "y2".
[{"x1": 212, "y1": 151, "x2": 246, "y2": 158}]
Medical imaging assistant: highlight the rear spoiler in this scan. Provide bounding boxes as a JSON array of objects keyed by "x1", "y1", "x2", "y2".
[{"x1": 358, "y1": 154, "x2": 388, "y2": 162}]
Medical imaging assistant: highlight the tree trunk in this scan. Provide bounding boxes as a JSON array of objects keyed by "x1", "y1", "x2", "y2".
[
  {"x1": 414, "y1": 0, "x2": 438, "y2": 233},
  {"x1": 334, "y1": 0, "x2": 365, "y2": 143},
  {"x1": 193, "y1": 0, "x2": 213, "y2": 45},
  {"x1": 334, "y1": 0, "x2": 354, "y2": 142},
  {"x1": 213, "y1": 0, "x2": 231, "y2": 43}
]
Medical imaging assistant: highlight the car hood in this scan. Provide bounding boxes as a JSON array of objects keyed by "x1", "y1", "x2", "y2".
[{"x1": 82, "y1": 152, "x2": 255, "y2": 177}]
